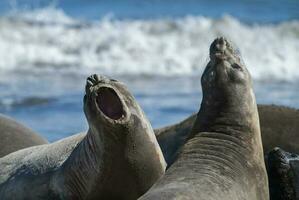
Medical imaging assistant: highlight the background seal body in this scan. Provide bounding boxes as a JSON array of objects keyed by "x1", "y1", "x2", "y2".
[
  {"x1": 0, "y1": 114, "x2": 48, "y2": 158},
  {"x1": 266, "y1": 147, "x2": 299, "y2": 200},
  {"x1": 0, "y1": 75, "x2": 166, "y2": 200},
  {"x1": 155, "y1": 105, "x2": 299, "y2": 166},
  {"x1": 141, "y1": 37, "x2": 269, "y2": 200}
]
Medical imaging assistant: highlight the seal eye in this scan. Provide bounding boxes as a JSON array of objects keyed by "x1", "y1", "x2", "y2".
[
  {"x1": 232, "y1": 63, "x2": 242, "y2": 70},
  {"x1": 96, "y1": 87, "x2": 125, "y2": 120}
]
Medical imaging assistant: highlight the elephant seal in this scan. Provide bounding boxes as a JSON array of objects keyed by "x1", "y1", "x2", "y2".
[
  {"x1": 141, "y1": 37, "x2": 269, "y2": 200},
  {"x1": 258, "y1": 105, "x2": 299, "y2": 154},
  {"x1": 266, "y1": 147, "x2": 299, "y2": 200},
  {"x1": 0, "y1": 114, "x2": 48, "y2": 157},
  {"x1": 154, "y1": 114, "x2": 195, "y2": 168},
  {"x1": 155, "y1": 105, "x2": 299, "y2": 166},
  {"x1": 0, "y1": 74, "x2": 166, "y2": 200}
]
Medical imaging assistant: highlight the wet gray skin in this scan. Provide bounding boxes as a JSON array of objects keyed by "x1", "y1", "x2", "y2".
[
  {"x1": 0, "y1": 114, "x2": 48, "y2": 158},
  {"x1": 266, "y1": 147, "x2": 299, "y2": 200},
  {"x1": 140, "y1": 37, "x2": 269, "y2": 200},
  {"x1": 0, "y1": 74, "x2": 166, "y2": 200}
]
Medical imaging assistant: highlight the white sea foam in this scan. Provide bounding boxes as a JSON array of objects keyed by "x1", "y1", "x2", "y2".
[{"x1": 0, "y1": 8, "x2": 298, "y2": 81}]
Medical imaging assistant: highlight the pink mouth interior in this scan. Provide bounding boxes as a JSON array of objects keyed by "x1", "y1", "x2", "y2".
[{"x1": 96, "y1": 87, "x2": 125, "y2": 120}]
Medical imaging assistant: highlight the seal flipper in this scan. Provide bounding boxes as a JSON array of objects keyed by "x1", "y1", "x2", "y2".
[{"x1": 267, "y1": 147, "x2": 299, "y2": 200}]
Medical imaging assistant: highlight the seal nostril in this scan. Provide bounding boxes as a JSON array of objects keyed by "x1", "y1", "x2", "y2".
[
  {"x1": 209, "y1": 37, "x2": 231, "y2": 60},
  {"x1": 216, "y1": 38, "x2": 227, "y2": 51},
  {"x1": 232, "y1": 63, "x2": 242, "y2": 70},
  {"x1": 218, "y1": 37, "x2": 226, "y2": 45},
  {"x1": 96, "y1": 87, "x2": 125, "y2": 120}
]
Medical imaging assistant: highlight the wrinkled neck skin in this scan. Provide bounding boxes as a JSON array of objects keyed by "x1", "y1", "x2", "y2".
[
  {"x1": 141, "y1": 39, "x2": 268, "y2": 200},
  {"x1": 177, "y1": 81, "x2": 267, "y2": 199},
  {"x1": 53, "y1": 94, "x2": 165, "y2": 199},
  {"x1": 52, "y1": 118, "x2": 128, "y2": 199},
  {"x1": 52, "y1": 88, "x2": 133, "y2": 199},
  {"x1": 189, "y1": 78, "x2": 264, "y2": 168},
  {"x1": 194, "y1": 82, "x2": 259, "y2": 140},
  {"x1": 192, "y1": 37, "x2": 261, "y2": 144}
]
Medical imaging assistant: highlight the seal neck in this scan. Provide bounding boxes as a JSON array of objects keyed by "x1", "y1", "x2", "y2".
[
  {"x1": 59, "y1": 128, "x2": 128, "y2": 199},
  {"x1": 191, "y1": 88, "x2": 260, "y2": 140}
]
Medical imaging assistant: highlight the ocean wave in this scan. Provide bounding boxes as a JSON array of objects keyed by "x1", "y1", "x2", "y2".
[
  {"x1": 0, "y1": 96, "x2": 55, "y2": 110},
  {"x1": 0, "y1": 7, "x2": 298, "y2": 81}
]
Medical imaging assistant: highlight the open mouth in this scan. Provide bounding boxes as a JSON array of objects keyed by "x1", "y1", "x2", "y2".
[{"x1": 96, "y1": 87, "x2": 125, "y2": 120}]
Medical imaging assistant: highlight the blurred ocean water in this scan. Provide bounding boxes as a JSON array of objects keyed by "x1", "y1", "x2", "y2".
[{"x1": 0, "y1": 0, "x2": 298, "y2": 141}]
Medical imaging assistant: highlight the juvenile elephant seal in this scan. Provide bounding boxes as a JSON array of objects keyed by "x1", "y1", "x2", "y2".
[
  {"x1": 0, "y1": 74, "x2": 166, "y2": 200},
  {"x1": 266, "y1": 147, "x2": 299, "y2": 200},
  {"x1": 0, "y1": 114, "x2": 48, "y2": 157},
  {"x1": 141, "y1": 37, "x2": 269, "y2": 200},
  {"x1": 155, "y1": 105, "x2": 299, "y2": 166}
]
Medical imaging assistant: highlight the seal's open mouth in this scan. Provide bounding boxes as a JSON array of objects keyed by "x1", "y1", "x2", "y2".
[{"x1": 96, "y1": 87, "x2": 125, "y2": 120}]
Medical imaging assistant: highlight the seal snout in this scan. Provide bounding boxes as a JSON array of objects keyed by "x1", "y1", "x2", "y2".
[
  {"x1": 96, "y1": 87, "x2": 126, "y2": 121},
  {"x1": 85, "y1": 74, "x2": 127, "y2": 121},
  {"x1": 209, "y1": 37, "x2": 231, "y2": 61},
  {"x1": 215, "y1": 37, "x2": 227, "y2": 52},
  {"x1": 85, "y1": 74, "x2": 117, "y2": 94}
]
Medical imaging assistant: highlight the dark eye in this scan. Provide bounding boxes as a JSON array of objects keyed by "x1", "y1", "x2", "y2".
[{"x1": 232, "y1": 63, "x2": 242, "y2": 70}]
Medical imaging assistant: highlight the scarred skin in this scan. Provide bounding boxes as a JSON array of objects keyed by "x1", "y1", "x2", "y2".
[
  {"x1": 140, "y1": 37, "x2": 269, "y2": 200},
  {"x1": 0, "y1": 74, "x2": 166, "y2": 200},
  {"x1": 155, "y1": 105, "x2": 299, "y2": 167},
  {"x1": 0, "y1": 114, "x2": 48, "y2": 158}
]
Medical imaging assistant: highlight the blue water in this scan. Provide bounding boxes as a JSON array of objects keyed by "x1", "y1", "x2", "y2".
[
  {"x1": 0, "y1": 0, "x2": 298, "y2": 142},
  {"x1": 1, "y1": 75, "x2": 299, "y2": 142},
  {"x1": 1, "y1": 0, "x2": 298, "y2": 23}
]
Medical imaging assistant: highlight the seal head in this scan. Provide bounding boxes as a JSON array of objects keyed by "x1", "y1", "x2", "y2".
[
  {"x1": 0, "y1": 74, "x2": 166, "y2": 200},
  {"x1": 193, "y1": 37, "x2": 255, "y2": 136},
  {"x1": 78, "y1": 74, "x2": 166, "y2": 199},
  {"x1": 84, "y1": 74, "x2": 131, "y2": 130},
  {"x1": 140, "y1": 38, "x2": 269, "y2": 200}
]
